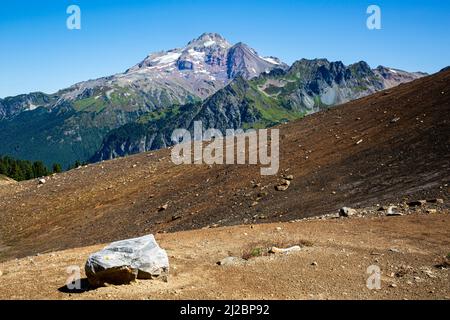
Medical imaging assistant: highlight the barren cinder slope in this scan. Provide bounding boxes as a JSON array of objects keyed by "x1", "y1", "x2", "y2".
[{"x1": 0, "y1": 70, "x2": 449, "y2": 262}]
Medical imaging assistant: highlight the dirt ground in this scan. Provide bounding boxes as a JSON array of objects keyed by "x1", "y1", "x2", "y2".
[
  {"x1": 0, "y1": 212, "x2": 449, "y2": 300},
  {"x1": 0, "y1": 70, "x2": 449, "y2": 300}
]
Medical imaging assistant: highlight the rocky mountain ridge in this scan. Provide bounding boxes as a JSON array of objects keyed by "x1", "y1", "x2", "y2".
[{"x1": 0, "y1": 33, "x2": 426, "y2": 167}]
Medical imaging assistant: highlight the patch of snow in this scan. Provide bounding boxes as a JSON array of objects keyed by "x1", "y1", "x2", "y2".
[
  {"x1": 389, "y1": 69, "x2": 398, "y2": 74},
  {"x1": 261, "y1": 56, "x2": 280, "y2": 65},
  {"x1": 187, "y1": 49, "x2": 206, "y2": 60},
  {"x1": 106, "y1": 89, "x2": 115, "y2": 99},
  {"x1": 203, "y1": 40, "x2": 216, "y2": 47},
  {"x1": 151, "y1": 52, "x2": 181, "y2": 65},
  {"x1": 27, "y1": 103, "x2": 38, "y2": 111}
]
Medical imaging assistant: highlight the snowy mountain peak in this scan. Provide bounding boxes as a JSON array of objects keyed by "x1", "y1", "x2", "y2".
[
  {"x1": 187, "y1": 32, "x2": 231, "y2": 49},
  {"x1": 123, "y1": 33, "x2": 284, "y2": 95}
]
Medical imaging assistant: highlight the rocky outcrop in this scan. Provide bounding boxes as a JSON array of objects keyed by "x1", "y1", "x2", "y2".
[{"x1": 92, "y1": 57, "x2": 426, "y2": 163}]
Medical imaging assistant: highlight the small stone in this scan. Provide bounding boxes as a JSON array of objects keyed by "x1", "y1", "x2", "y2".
[
  {"x1": 0, "y1": 270, "x2": 3, "y2": 277},
  {"x1": 426, "y1": 209, "x2": 437, "y2": 214},
  {"x1": 269, "y1": 246, "x2": 301, "y2": 254},
  {"x1": 339, "y1": 207, "x2": 357, "y2": 217},
  {"x1": 407, "y1": 200, "x2": 427, "y2": 207},
  {"x1": 38, "y1": 178, "x2": 46, "y2": 185},
  {"x1": 422, "y1": 269, "x2": 437, "y2": 278},
  {"x1": 427, "y1": 198, "x2": 444, "y2": 204},
  {"x1": 217, "y1": 257, "x2": 245, "y2": 267},
  {"x1": 275, "y1": 179, "x2": 291, "y2": 191},
  {"x1": 389, "y1": 283, "x2": 398, "y2": 288},
  {"x1": 390, "y1": 117, "x2": 401, "y2": 123},
  {"x1": 386, "y1": 206, "x2": 403, "y2": 216},
  {"x1": 158, "y1": 204, "x2": 168, "y2": 212},
  {"x1": 311, "y1": 261, "x2": 318, "y2": 266},
  {"x1": 284, "y1": 175, "x2": 294, "y2": 181}
]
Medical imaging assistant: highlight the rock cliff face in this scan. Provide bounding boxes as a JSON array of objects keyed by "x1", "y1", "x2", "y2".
[{"x1": 91, "y1": 59, "x2": 426, "y2": 162}]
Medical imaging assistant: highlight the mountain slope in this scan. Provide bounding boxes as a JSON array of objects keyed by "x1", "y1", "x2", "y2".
[
  {"x1": 0, "y1": 69, "x2": 448, "y2": 262},
  {"x1": 0, "y1": 174, "x2": 16, "y2": 186},
  {"x1": 0, "y1": 33, "x2": 283, "y2": 167},
  {"x1": 92, "y1": 59, "x2": 426, "y2": 161}
]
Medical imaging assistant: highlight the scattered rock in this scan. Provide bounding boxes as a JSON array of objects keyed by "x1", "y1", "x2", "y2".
[
  {"x1": 407, "y1": 200, "x2": 427, "y2": 207},
  {"x1": 171, "y1": 214, "x2": 182, "y2": 221},
  {"x1": 275, "y1": 179, "x2": 291, "y2": 191},
  {"x1": 339, "y1": 207, "x2": 357, "y2": 217},
  {"x1": 386, "y1": 206, "x2": 402, "y2": 216},
  {"x1": 257, "y1": 191, "x2": 268, "y2": 198},
  {"x1": 85, "y1": 235, "x2": 169, "y2": 287},
  {"x1": 158, "y1": 204, "x2": 169, "y2": 212},
  {"x1": 284, "y1": 175, "x2": 294, "y2": 181},
  {"x1": 422, "y1": 269, "x2": 437, "y2": 279},
  {"x1": 38, "y1": 178, "x2": 46, "y2": 185},
  {"x1": 217, "y1": 257, "x2": 246, "y2": 267},
  {"x1": 427, "y1": 198, "x2": 444, "y2": 204},
  {"x1": 426, "y1": 209, "x2": 437, "y2": 214},
  {"x1": 269, "y1": 246, "x2": 301, "y2": 254}
]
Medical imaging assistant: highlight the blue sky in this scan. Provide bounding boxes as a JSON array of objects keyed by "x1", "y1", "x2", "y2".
[{"x1": 0, "y1": 0, "x2": 449, "y2": 98}]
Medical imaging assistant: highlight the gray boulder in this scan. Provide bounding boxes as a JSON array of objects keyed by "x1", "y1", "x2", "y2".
[{"x1": 85, "y1": 235, "x2": 169, "y2": 287}]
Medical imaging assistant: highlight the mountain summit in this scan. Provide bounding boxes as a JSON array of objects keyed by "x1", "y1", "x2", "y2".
[{"x1": 124, "y1": 32, "x2": 284, "y2": 98}]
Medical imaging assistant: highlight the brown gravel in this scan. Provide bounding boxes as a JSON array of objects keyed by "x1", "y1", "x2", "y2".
[{"x1": 0, "y1": 213, "x2": 449, "y2": 300}]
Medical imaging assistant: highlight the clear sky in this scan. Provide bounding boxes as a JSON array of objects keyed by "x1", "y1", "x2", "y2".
[{"x1": 0, "y1": 0, "x2": 449, "y2": 98}]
